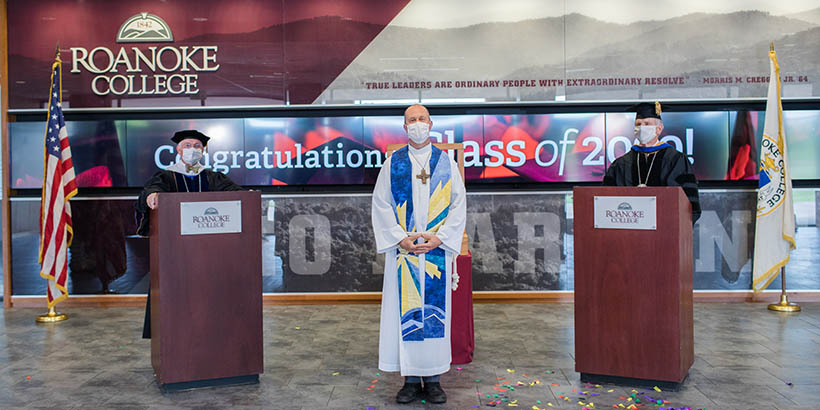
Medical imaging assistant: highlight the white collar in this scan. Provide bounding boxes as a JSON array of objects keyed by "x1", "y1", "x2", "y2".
[{"x1": 408, "y1": 143, "x2": 432, "y2": 156}]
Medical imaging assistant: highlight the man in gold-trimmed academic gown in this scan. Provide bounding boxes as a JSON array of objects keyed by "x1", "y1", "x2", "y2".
[{"x1": 604, "y1": 102, "x2": 701, "y2": 223}]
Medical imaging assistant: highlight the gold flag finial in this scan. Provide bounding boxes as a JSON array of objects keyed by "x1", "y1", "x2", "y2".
[
  {"x1": 655, "y1": 101, "x2": 662, "y2": 116},
  {"x1": 770, "y1": 42, "x2": 774, "y2": 52},
  {"x1": 55, "y1": 43, "x2": 61, "y2": 61}
]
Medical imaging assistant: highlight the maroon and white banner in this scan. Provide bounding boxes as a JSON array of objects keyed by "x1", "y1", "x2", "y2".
[
  {"x1": 8, "y1": 0, "x2": 819, "y2": 109},
  {"x1": 8, "y1": 0, "x2": 410, "y2": 108}
]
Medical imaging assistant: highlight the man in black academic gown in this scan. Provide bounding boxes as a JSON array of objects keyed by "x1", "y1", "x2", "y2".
[
  {"x1": 136, "y1": 130, "x2": 245, "y2": 338},
  {"x1": 603, "y1": 102, "x2": 701, "y2": 223}
]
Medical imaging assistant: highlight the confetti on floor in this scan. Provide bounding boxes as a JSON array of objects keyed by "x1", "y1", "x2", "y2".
[
  {"x1": 470, "y1": 369, "x2": 710, "y2": 410},
  {"x1": 366, "y1": 375, "x2": 380, "y2": 392},
  {"x1": 356, "y1": 367, "x2": 709, "y2": 410}
]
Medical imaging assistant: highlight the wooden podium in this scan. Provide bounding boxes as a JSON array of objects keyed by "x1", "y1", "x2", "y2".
[
  {"x1": 150, "y1": 191, "x2": 263, "y2": 391},
  {"x1": 573, "y1": 187, "x2": 693, "y2": 389}
]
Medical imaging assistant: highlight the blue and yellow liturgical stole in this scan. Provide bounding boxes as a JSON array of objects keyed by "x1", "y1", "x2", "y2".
[{"x1": 390, "y1": 145, "x2": 452, "y2": 341}]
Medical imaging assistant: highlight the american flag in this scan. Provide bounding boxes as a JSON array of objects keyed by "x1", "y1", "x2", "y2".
[{"x1": 38, "y1": 56, "x2": 77, "y2": 308}]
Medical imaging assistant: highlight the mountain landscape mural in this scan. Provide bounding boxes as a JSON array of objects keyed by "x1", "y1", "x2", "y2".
[{"x1": 327, "y1": 8, "x2": 820, "y2": 102}]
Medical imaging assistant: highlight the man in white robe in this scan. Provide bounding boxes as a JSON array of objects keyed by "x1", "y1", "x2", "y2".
[{"x1": 371, "y1": 104, "x2": 467, "y2": 404}]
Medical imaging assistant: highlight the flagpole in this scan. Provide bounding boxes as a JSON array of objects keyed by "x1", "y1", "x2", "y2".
[
  {"x1": 765, "y1": 43, "x2": 799, "y2": 313},
  {"x1": 36, "y1": 306, "x2": 69, "y2": 323},
  {"x1": 752, "y1": 42, "x2": 799, "y2": 312},
  {"x1": 768, "y1": 267, "x2": 801, "y2": 312},
  {"x1": 36, "y1": 44, "x2": 69, "y2": 323}
]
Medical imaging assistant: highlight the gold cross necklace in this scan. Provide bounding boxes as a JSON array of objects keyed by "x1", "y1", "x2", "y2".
[{"x1": 408, "y1": 149, "x2": 432, "y2": 184}]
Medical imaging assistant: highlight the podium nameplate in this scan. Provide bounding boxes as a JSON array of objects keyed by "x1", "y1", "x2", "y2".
[
  {"x1": 180, "y1": 200, "x2": 242, "y2": 235},
  {"x1": 593, "y1": 196, "x2": 656, "y2": 230}
]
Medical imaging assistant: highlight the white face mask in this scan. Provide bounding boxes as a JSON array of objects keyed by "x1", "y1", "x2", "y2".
[
  {"x1": 634, "y1": 125, "x2": 658, "y2": 145},
  {"x1": 406, "y1": 121, "x2": 430, "y2": 144},
  {"x1": 182, "y1": 147, "x2": 203, "y2": 164}
]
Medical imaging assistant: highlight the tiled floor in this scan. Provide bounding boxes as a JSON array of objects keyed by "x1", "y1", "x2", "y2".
[{"x1": 0, "y1": 303, "x2": 818, "y2": 410}]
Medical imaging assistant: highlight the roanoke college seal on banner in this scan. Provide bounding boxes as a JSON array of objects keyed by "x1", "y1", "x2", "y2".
[
  {"x1": 116, "y1": 12, "x2": 174, "y2": 43},
  {"x1": 757, "y1": 134, "x2": 786, "y2": 217}
]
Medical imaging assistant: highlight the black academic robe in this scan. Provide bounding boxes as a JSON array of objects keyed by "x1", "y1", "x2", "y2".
[
  {"x1": 603, "y1": 145, "x2": 701, "y2": 223},
  {"x1": 135, "y1": 169, "x2": 245, "y2": 236},
  {"x1": 136, "y1": 168, "x2": 244, "y2": 339}
]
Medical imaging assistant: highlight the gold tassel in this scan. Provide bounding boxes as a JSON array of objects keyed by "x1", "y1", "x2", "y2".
[{"x1": 655, "y1": 101, "x2": 662, "y2": 116}]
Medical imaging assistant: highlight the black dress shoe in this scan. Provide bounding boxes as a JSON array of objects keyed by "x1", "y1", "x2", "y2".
[
  {"x1": 423, "y1": 382, "x2": 447, "y2": 404},
  {"x1": 396, "y1": 382, "x2": 423, "y2": 403}
]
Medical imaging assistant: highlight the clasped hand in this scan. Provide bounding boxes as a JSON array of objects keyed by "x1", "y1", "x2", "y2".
[{"x1": 399, "y1": 233, "x2": 442, "y2": 254}]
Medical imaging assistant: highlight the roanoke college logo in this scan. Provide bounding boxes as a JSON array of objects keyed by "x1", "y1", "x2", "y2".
[
  {"x1": 604, "y1": 201, "x2": 646, "y2": 224},
  {"x1": 71, "y1": 12, "x2": 218, "y2": 96},
  {"x1": 192, "y1": 207, "x2": 230, "y2": 229},
  {"x1": 757, "y1": 134, "x2": 786, "y2": 217},
  {"x1": 116, "y1": 12, "x2": 173, "y2": 43}
]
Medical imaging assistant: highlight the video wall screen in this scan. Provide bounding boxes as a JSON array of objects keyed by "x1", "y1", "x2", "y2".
[{"x1": 10, "y1": 109, "x2": 820, "y2": 188}]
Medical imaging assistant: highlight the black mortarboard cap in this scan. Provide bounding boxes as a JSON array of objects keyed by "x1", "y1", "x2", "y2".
[
  {"x1": 628, "y1": 102, "x2": 662, "y2": 120},
  {"x1": 171, "y1": 130, "x2": 210, "y2": 145}
]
